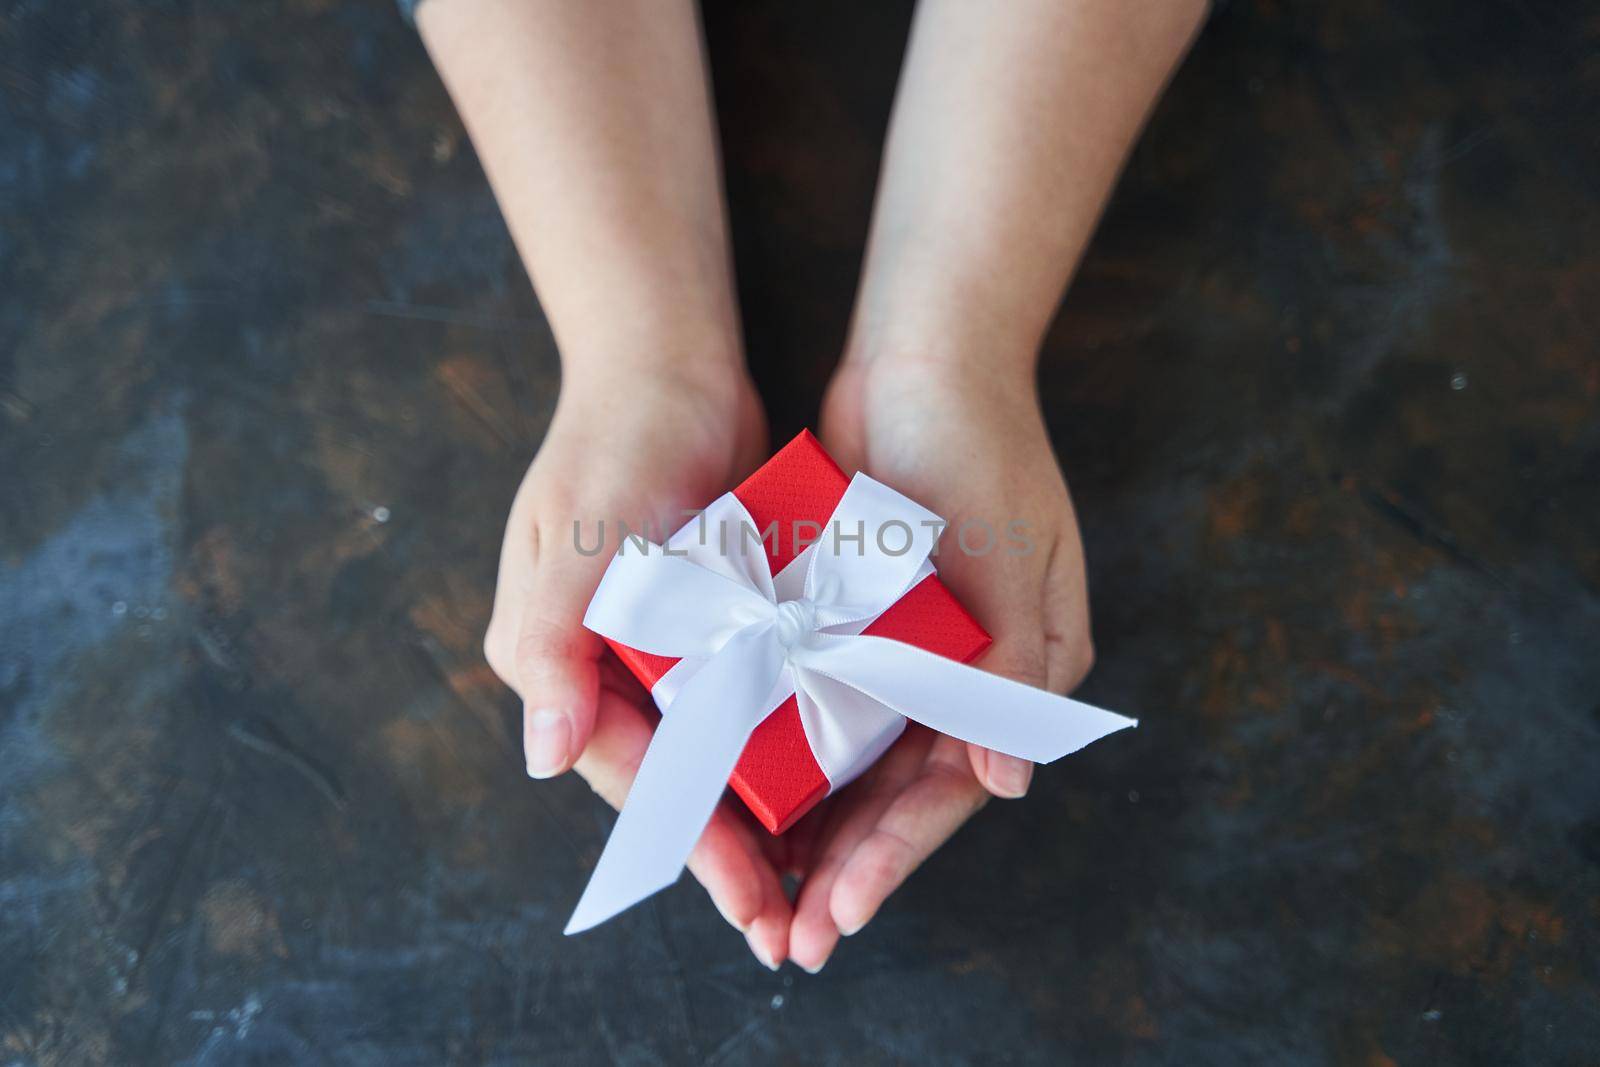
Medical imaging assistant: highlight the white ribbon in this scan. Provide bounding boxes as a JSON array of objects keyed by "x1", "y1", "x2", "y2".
[{"x1": 567, "y1": 473, "x2": 1137, "y2": 934}]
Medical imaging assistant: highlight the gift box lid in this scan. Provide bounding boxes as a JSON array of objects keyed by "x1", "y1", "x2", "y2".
[{"x1": 603, "y1": 430, "x2": 992, "y2": 833}]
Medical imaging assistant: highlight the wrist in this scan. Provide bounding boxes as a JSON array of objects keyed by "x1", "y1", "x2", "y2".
[
  {"x1": 840, "y1": 335, "x2": 1039, "y2": 402},
  {"x1": 839, "y1": 282, "x2": 1041, "y2": 395},
  {"x1": 559, "y1": 330, "x2": 748, "y2": 400},
  {"x1": 537, "y1": 251, "x2": 747, "y2": 399}
]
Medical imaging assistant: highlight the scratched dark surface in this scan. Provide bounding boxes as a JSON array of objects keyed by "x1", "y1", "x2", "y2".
[{"x1": 3, "y1": 0, "x2": 1599, "y2": 1063}]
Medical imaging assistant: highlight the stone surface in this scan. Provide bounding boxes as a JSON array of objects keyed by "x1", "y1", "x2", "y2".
[{"x1": 1, "y1": 1, "x2": 1597, "y2": 1063}]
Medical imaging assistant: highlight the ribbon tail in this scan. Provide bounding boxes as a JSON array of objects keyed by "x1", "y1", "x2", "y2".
[
  {"x1": 795, "y1": 635, "x2": 1137, "y2": 763},
  {"x1": 564, "y1": 625, "x2": 786, "y2": 934}
]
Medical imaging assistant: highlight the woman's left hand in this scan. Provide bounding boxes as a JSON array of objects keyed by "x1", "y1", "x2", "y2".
[{"x1": 781, "y1": 352, "x2": 1097, "y2": 972}]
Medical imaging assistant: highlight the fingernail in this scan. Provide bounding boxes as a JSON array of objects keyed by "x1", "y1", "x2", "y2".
[
  {"x1": 524, "y1": 708, "x2": 571, "y2": 779},
  {"x1": 747, "y1": 934, "x2": 781, "y2": 972},
  {"x1": 712, "y1": 899, "x2": 751, "y2": 934},
  {"x1": 990, "y1": 755, "x2": 1033, "y2": 799},
  {"x1": 798, "y1": 956, "x2": 827, "y2": 975},
  {"x1": 838, "y1": 918, "x2": 866, "y2": 937}
]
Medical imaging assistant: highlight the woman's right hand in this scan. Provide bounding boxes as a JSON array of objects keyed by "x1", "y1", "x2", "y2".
[{"x1": 482, "y1": 363, "x2": 792, "y2": 968}]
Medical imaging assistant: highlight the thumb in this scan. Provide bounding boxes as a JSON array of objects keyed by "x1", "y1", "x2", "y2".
[
  {"x1": 515, "y1": 542, "x2": 606, "y2": 780},
  {"x1": 967, "y1": 634, "x2": 1048, "y2": 800}
]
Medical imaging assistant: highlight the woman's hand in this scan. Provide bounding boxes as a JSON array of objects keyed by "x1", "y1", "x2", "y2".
[
  {"x1": 772, "y1": 0, "x2": 1201, "y2": 973},
  {"x1": 782, "y1": 352, "x2": 1096, "y2": 972},
  {"x1": 482, "y1": 365, "x2": 794, "y2": 967}
]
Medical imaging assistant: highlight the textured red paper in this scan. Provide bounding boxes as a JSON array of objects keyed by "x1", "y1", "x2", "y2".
[{"x1": 604, "y1": 430, "x2": 992, "y2": 833}]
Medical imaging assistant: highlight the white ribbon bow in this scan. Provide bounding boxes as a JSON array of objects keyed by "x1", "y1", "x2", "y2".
[{"x1": 568, "y1": 472, "x2": 1136, "y2": 933}]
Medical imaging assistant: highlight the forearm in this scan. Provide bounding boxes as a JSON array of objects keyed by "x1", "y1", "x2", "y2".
[
  {"x1": 848, "y1": 0, "x2": 1207, "y2": 379},
  {"x1": 417, "y1": 0, "x2": 742, "y2": 389}
]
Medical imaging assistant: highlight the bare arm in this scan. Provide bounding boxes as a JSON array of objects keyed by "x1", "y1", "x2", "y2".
[
  {"x1": 417, "y1": 0, "x2": 742, "y2": 382},
  {"x1": 800, "y1": 0, "x2": 1208, "y2": 973},
  {"x1": 419, "y1": 0, "x2": 786, "y2": 968},
  {"x1": 849, "y1": 0, "x2": 1208, "y2": 371}
]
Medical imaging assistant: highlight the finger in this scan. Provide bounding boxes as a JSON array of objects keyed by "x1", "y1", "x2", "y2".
[
  {"x1": 786, "y1": 806, "x2": 883, "y2": 973},
  {"x1": 829, "y1": 741, "x2": 989, "y2": 938},
  {"x1": 788, "y1": 728, "x2": 935, "y2": 973},
  {"x1": 1041, "y1": 534, "x2": 1095, "y2": 696},
  {"x1": 780, "y1": 805, "x2": 825, "y2": 879},
  {"x1": 967, "y1": 745, "x2": 1033, "y2": 800},
  {"x1": 966, "y1": 631, "x2": 1049, "y2": 799},
  {"x1": 515, "y1": 523, "x2": 608, "y2": 779},
  {"x1": 574, "y1": 689, "x2": 790, "y2": 966},
  {"x1": 925, "y1": 523, "x2": 1050, "y2": 802},
  {"x1": 571, "y1": 686, "x2": 656, "y2": 806},
  {"x1": 687, "y1": 810, "x2": 792, "y2": 971}
]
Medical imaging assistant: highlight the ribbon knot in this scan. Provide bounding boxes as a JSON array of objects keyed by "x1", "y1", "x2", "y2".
[
  {"x1": 567, "y1": 472, "x2": 1138, "y2": 933},
  {"x1": 773, "y1": 598, "x2": 816, "y2": 650}
]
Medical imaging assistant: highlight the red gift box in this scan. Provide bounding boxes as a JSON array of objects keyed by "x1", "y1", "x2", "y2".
[{"x1": 602, "y1": 430, "x2": 992, "y2": 834}]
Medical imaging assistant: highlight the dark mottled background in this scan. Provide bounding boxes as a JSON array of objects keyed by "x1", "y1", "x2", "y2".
[{"x1": 3, "y1": 1, "x2": 1598, "y2": 1064}]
